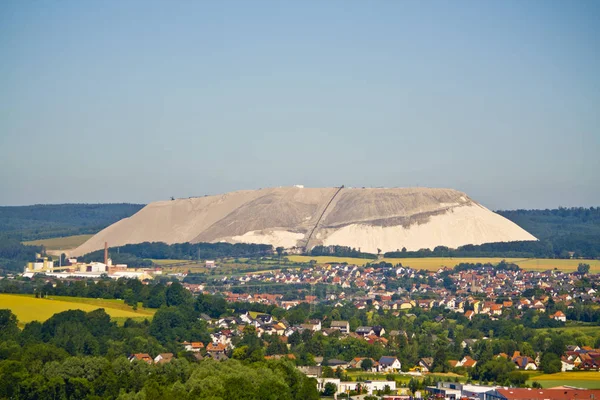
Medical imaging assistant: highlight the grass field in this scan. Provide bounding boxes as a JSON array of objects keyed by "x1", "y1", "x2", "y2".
[
  {"x1": 150, "y1": 259, "x2": 196, "y2": 265},
  {"x1": 527, "y1": 371, "x2": 600, "y2": 389},
  {"x1": 0, "y1": 294, "x2": 154, "y2": 327},
  {"x1": 23, "y1": 234, "x2": 93, "y2": 250},
  {"x1": 538, "y1": 325, "x2": 600, "y2": 336},
  {"x1": 286, "y1": 256, "x2": 600, "y2": 273}
]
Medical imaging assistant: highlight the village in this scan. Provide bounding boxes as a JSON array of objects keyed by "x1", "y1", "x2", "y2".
[
  {"x1": 121, "y1": 260, "x2": 599, "y2": 399},
  {"x1": 15, "y1": 252, "x2": 600, "y2": 398}
]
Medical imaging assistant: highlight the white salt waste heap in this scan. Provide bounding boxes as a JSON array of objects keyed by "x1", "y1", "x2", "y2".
[{"x1": 71, "y1": 187, "x2": 537, "y2": 256}]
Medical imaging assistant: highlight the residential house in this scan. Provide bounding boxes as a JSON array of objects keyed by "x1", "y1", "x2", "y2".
[
  {"x1": 551, "y1": 311, "x2": 567, "y2": 322},
  {"x1": 348, "y1": 357, "x2": 379, "y2": 372},
  {"x1": 154, "y1": 353, "x2": 174, "y2": 364},
  {"x1": 561, "y1": 357, "x2": 575, "y2": 371},
  {"x1": 356, "y1": 326, "x2": 375, "y2": 337},
  {"x1": 302, "y1": 319, "x2": 321, "y2": 331},
  {"x1": 372, "y1": 325, "x2": 386, "y2": 337},
  {"x1": 184, "y1": 342, "x2": 204, "y2": 352},
  {"x1": 459, "y1": 356, "x2": 477, "y2": 368},
  {"x1": 128, "y1": 353, "x2": 153, "y2": 364},
  {"x1": 418, "y1": 357, "x2": 434, "y2": 372},
  {"x1": 297, "y1": 366, "x2": 322, "y2": 378},
  {"x1": 206, "y1": 342, "x2": 226, "y2": 357},
  {"x1": 331, "y1": 320, "x2": 350, "y2": 334},
  {"x1": 326, "y1": 359, "x2": 349, "y2": 369},
  {"x1": 256, "y1": 314, "x2": 274, "y2": 325},
  {"x1": 511, "y1": 351, "x2": 537, "y2": 370},
  {"x1": 378, "y1": 356, "x2": 401, "y2": 372}
]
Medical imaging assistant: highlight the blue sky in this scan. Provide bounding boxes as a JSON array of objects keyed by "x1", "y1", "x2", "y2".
[{"x1": 1, "y1": 1, "x2": 598, "y2": 209}]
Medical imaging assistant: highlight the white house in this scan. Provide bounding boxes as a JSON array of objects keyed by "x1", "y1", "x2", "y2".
[
  {"x1": 331, "y1": 321, "x2": 350, "y2": 333},
  {"x1": 551, "y1": 311, "x2": 567, "y2": 322},
  {"x1": 378, "y1": 356, "x2": 401, "y2": 372}
]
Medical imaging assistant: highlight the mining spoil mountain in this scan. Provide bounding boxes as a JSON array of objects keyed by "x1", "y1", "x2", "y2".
[{"x1": 71, "y1": 187, "x2": 537, "y2": 256}]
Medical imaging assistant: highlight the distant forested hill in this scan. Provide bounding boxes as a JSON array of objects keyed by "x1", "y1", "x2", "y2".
[
  {"x1": 0, "y1": 203, "x2": 144, "y2": 241},
  {"x1": 497, "y1": 207, "x2": 600, "y2": 258},
  {"x1": 497, "y1": 207, "x2": 600, "y2": 239}
]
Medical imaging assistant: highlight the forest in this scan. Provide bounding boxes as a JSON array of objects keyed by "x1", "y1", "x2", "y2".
[
  {"x1": 0, "y1": 308, "x2": 318, "y2": 400},
  {"x1": 0, "y1": 203, "x2": 143, "y2": 241}
]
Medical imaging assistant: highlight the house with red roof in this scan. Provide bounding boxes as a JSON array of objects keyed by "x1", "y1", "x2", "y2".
[{"x1": 551, "y1": 310, "x2": 566, "y2": 322}]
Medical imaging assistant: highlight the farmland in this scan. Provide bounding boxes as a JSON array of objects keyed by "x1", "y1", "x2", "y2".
[
  {"x1": 0, "y1": 294, "x2": 154, "y2": 327},
  {"x1": 286, "y1": 255, "x2": 600, "y2": 273},
  {"x1": 23, "y1": 234, "x2": 93, "y2": 250},
  {"x1": 527, "y1": 371, "x2": 600, "y2": 389}
]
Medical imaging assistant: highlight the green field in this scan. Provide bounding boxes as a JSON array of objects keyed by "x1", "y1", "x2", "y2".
[
  {"x1": 150, "y1": 259, "x2": 197, "y2": 265},
  {"x1": 0, "y1": 294, "x2": 154, "y2": 327},
  {"x1": 286, "y1": 256, "x2": 600, "y2": 272},
  {"x1": 527, "y1": 371, "x2": 600, "y2": 389},
  {"x1": 539, "y1": 325, "x2": 600, "y2": 336},
  {"x1": 23, "y1": 234, "x2": 93, "y2": 250}
]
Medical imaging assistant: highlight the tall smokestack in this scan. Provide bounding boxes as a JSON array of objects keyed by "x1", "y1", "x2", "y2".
[{"x1": 104, "y1": 242, "x2": 108, "y2": 265}]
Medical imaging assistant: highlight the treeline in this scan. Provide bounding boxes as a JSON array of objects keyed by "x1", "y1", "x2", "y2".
[
  {"x1": 310, "y1": 245, "x2": 378, "y2": 259},
  {"x1": 384, "y1": 242, "x2": 553, "y2": 258},
  {"x1": 384, "y1": 239, "x2": 599, "y2": 259},
  {"x1": 81, "y1": 242, "x2": 274, "y2": 265},
  {"x1": 1, "y1": 277, "x2": 193, "y2": 310},
  {"x1": 0, "y1": 203, "x2": 144, "y2": 241}
]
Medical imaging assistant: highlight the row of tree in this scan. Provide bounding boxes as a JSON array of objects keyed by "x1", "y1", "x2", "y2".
[{"x1": 80, "y1": 242, "x2": 274, "y2": 266}]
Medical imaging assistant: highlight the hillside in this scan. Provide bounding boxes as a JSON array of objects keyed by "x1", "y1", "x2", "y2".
[
  {"x1": 0, "y1": 203, "x2": 144, "y2": 241},
  {"x1": 71, "y1": 187, "x2": 536, "y2": 256},
  {"x1": 498, "y1": 208, "x2": 600, "y2": 257}
]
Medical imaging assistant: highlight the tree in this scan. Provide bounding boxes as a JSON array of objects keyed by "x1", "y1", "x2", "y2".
[
  {"x1": 408, "y1": 377, "x2": 419, "y2": 394},
  {"x1": 0, "y1": 310, "x2": 20, "y2": 341},
  {"x1": 577, "y1": 263, "x2": 590, "y2": 275},
  {"x1": 540, "y1": 352, "x2": 562, "y2": 374},
  {"x1": 123, "y1": 289, "x2": 136, "y2": 308},
  {"x1": 276, "y1": 247, "x2": 285, "y2": 262},
  {"x1": 165, "y1": 281, "x2": 191, "y2": 307},
  {"x1": 361, "y1": 358, "x2": 373, "y2": 371},
  {"x1": 323, "y1": 382, "x2": 337, "y2": 396},
  {"x1": 476, "y1": 357, "x2": 517, "y2": 383},
  {"x1": 289, "y1": 331, "x2": 301, "y2": 347}
]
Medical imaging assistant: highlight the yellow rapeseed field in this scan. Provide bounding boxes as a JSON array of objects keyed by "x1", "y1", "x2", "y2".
[
  {"x1": 0, "y1": 294, "x2": 153, "y2": 327},
  {"x1": 532, "y1": 371, "x2": 600, "y2": 381},
  {"x1": 527, "y1": 371, "x2": 600, "y2": 389}
]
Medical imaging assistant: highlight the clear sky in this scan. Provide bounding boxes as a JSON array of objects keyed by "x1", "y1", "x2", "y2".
[{"x1": 1, "y1": 1, "x2": 598, "y2": 210}]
